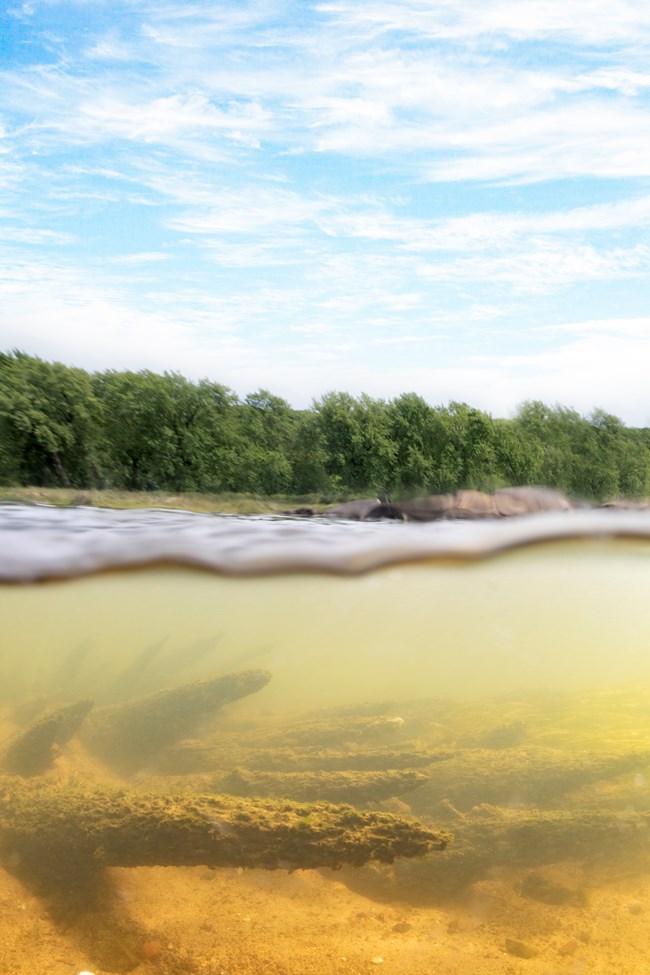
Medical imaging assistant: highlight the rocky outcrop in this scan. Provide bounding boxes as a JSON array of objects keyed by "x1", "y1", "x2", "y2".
[
  {"x1": 289, "y1": 486, "x2": 574, "y2": 521},
  {"x1": 494, "y1": 486, "x2": 573, "y2": 515}
]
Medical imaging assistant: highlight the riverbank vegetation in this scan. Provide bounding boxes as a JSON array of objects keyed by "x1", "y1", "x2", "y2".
[{"x1": 1, "y1": 350, "x2": 649, "y2": 503}]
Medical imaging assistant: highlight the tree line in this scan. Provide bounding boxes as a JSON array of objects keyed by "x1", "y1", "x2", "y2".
[{"x1": 1, "y1": 350, "x2": 649, "y2": 502}]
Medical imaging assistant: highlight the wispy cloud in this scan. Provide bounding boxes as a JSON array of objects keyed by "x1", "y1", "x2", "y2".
[
  {"x1": 110, "y1": 251, "x2": 171, "y2": 264},
  {"x1": 317, "y1": 0, "x2": 650, "y2": 45},
  {"x1": 1, "y1": 0, "x2": 649, "y2": 421}
]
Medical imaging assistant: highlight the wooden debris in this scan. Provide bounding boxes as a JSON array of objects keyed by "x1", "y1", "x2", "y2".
[
  {"x1": 141, "y1": 768, "x2": 429, "y2": 805},
  {"x1": 411, "y1": 747, "x2": 650, "y2": 815},
  {"x1": 2, "y1": 699, "x2": 94, "y2": 776},
  {"x1": 83, "y1": 670, "x2": 272, "y2": 773},
  {"x1": 0, "y1": 780, "x2": 449, "y2": 880},
  {"x1": 159, "y1": 741, "x2": 451, "y2": 775}
]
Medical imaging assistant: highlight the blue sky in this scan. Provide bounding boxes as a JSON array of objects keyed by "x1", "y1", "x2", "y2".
[{"x1": 1, "y1": 0, "x2": 650, "y2": 423}]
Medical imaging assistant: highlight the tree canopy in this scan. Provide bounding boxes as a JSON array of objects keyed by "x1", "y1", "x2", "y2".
[{"x1": 1, "y1": 351, "x2": 648, "y2": 502}]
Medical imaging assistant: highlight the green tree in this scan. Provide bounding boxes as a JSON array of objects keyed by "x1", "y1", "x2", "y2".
[
  {"x1": 94, "y1": 370, "x2": 237, "y2": 491},
  {"x1": 511, "y1": 401, "x2": 650, "y2": 501},
  {"x1": 386, "y1": 393, "x2": 437, "y2": 493},
  {"x1": 313, "y1": 392, "x2": 396, "y2": 494},
  {"x1": 0, "y1": 351, "x2": 102, "y2": 487},
  {"x1": 1, "y1": 350, "x2": 648, "y2": 502},
  {"x1": 225, "y1": 390, "x2": 296, "y2": 494},
  {"x1": 289, "y1": 411, "x2": 331, "y2": 495},
  {"x1": 492, "y1": 418, "x2": 544, "y2": 486},
  {"x1": 423, "y1": 402, "x2": 498, "y2": 492}
]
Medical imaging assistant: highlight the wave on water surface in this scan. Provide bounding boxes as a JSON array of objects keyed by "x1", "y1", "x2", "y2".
[{"x1": 1, "y1": 502, "x2": 650, "y2": 581}]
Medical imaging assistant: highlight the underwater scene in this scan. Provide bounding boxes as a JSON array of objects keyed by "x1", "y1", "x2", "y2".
[{"x1": 2, "y1": 505, "x2": 650, "y2": 975}]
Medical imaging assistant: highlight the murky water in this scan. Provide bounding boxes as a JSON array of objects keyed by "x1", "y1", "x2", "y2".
[{"x1": 1, "y1": 504, "x2": 650, "y2": 975}]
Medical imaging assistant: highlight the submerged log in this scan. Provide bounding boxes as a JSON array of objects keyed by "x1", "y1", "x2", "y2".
[
  {"x1": 410, "y1": 747, "x2": 650, "y2": 815},
  {"x1": 83, "y1": 670, "x2": 272, "y2": 773},
  {"x1": 159, "y1": 742, "x2": 451, "y2": 775},
  {"x1": 2, "y1": 699, "x2": 94, "y2": 776},
  {"x1": 419, "y1": 805, "x2": 650, "y2": 890},
  {"x1": 342, "y1": 805, "x2": 650, "y2": 903},
  {"x1": 238, "y1": 714, "x2": 411, "y2": 750},
  {"x1": 458, "y1": 806, "x2": 650, "y2": 866},
  {"x1": 142, "y1": 768, "x2": 429, "y2": 805},
  {"x1": 0, "y1": 780, "x2": 449, "y2": 878}
]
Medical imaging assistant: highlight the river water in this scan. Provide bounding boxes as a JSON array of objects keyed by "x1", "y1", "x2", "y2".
[{"x1": 1, "y1": 503, "x2": 650, "y2": 975}]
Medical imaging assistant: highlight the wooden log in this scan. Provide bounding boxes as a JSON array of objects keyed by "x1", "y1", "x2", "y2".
[
  {"x1": 158, "y1": 741, "x2": 452, "y2": 775},
  {"x1": 1, "y1": 699, "x2": 94, "y2": 776},
  {"x1": 83, "y1": 669, "x2": 272, "y2": 773},
  {"x1": 232, "y1": 713, "x2": 411, "y2": 749},
  {"x1": 0, "y1": 780, "x2": 449, "y2": 878},
  {"x1": 457, "y1": 806, "x2": 650, "y2": 866},
  {"x1": 346, "y1": 805, "x2": 650, "y2": 902},
  {"x1": 426, "y1": 805, "x2": 650, "y2": 888},
  {"x1": 410, "y1": 747, "x2": 650, "y2": 815},
  {"x1": 141, "y1": 768, "x2": 429, "y2": 805}
]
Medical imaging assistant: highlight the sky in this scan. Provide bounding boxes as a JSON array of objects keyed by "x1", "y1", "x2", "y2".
[{"x1": 1, "y1": 0, "x2": 650, "y2": 424}]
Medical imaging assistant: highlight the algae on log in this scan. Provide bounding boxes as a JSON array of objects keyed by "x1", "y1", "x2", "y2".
[
  {"x1": 2, "y1": 699, "x2": 94, "y2": 776},
  {"x1": 216, "y1": 714, "x2": 414, "y2": 751},
  {"x1": 419, "y1": 806, "x2": 650, "y2": 890},
  {"x1": 159, "y1": 741, "x2": 451, "y2": 775},
  {"x1": 0, "y1": 781, "x2": 449, "y2": 879},
  {"x1": 83, "y1": 670, "x2": 272, "y2": 773},
  {"x1": 142, "y1": 768, "x2": 429, "y2": 805},
  {"x1": 411, "y1": 747, "x2": 650, "y2": 815},
  {"x1": 342, "y1": 806, "x2": 650, "y2": 903},
  {"x1": 457, "y1": 807, "x2": 650, "y2": 866}
]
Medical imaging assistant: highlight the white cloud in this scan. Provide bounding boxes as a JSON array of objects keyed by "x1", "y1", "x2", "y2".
[
  {"x1": 48, "y1": 90, "x2": 272, "y2": 154},
  {"x1": 3, "y1": 0, "x2": 650, "y2": 187},
  {"x1": 317, "y1": 194, "x2": 650, "y2": 252},
  {"x1": 317, "y1": 0, "x2": 650, "y2": 45},
  {"x1": 1, "y1": 0, "x2": 650, "y2": 427},
  {"x1": 2, "y1": 248, "x2": 649, "y2": 423},
  {"x1": 109, "y1": 251, "x2": 171, "y2": 264},
  {"x1": 168, "y1": 186, "x2": 331, "y2": 235},
  {"x1": 416, "y1": 243, "x2": 650, "y2": 294},
  {"x1": 0, "y1": 226, "x2": 71, "y2": 244},
  {"x1": 274, "y1": 315, "x2": 650, "y2": 425},
  {"x1": 0, "y1": 256, "x2": 253, "y2": 377},
  {"x1": 486, "y1": 317, "x2": 650, "y2": 424},
  {"x1": 83, "y1": 35, "x2": 139, "y2": 62}
]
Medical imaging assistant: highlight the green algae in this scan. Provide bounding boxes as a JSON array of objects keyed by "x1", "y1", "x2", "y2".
[
  {"x1": 141, "y1": 767, "x2": 430, "y2": 805},
  {"x1": 0, "y1": 779, "x2": 449, "y2": 878}
]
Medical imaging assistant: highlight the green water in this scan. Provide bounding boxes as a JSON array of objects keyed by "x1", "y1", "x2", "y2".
[
  {"x1": 2, "y1": 517, "x2": 650, "y2": 975},
  {"x1": 3, "y1": 538, "x2": 650, "y2": 709}
]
